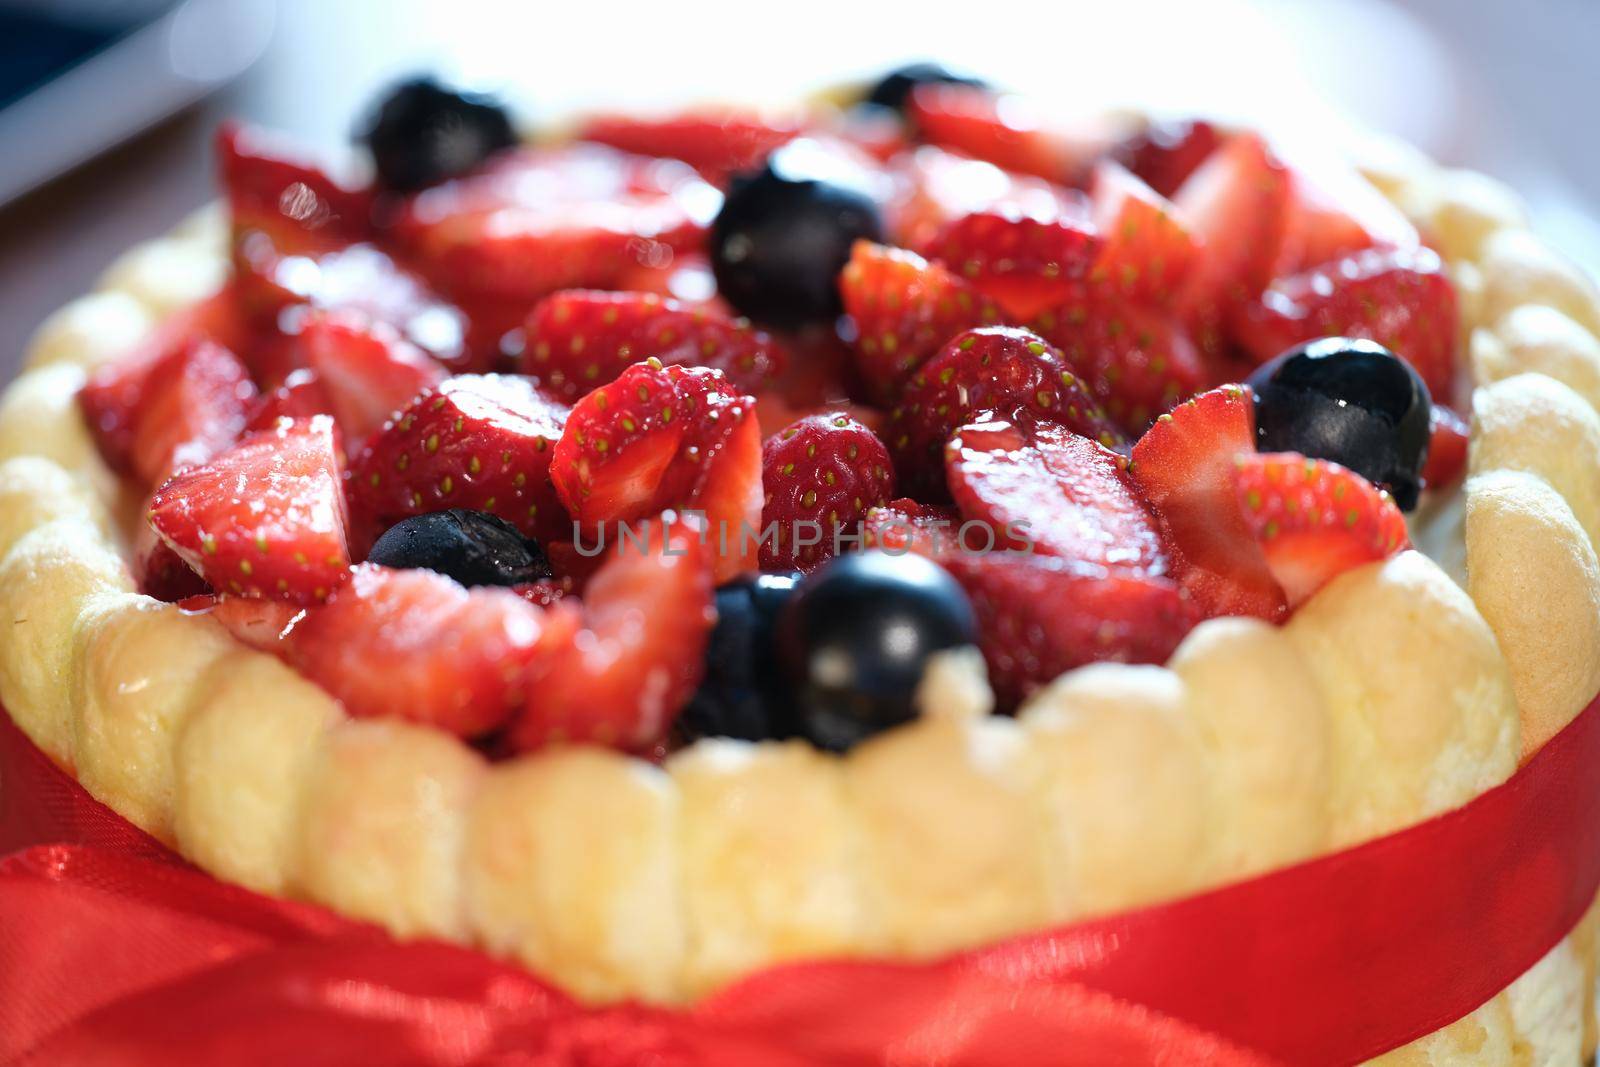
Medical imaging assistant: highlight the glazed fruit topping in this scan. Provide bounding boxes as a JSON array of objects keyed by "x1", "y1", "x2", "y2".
[
  {"x1": 510, "y1": 516, "x2": 714, "y2": 752},
  {"x1": 1246, "y1": 337, "x2": 1431, "y2": 511},
  {"x1": 79, "y1": 70, "x2": 1464, "y2": 755},
  {"x1": 918, "y1": 205, "x2": 1102, "y2": 320},
  {"x1": 1233, "y1": 452, "x2": 1410, "y2": 607},
  {"x1": 1028, "y1": 287, "x2": 1206, "y2": 434},
  {"x1": 759, "y1": 412, "x2": 896, "y2": 571},
  {"x1": 577, "y1": 109, "x2": 805, "y2": 184},
  {"x1": 1129, "y1": 386, "x2": 1287, "y2": 620},
  {"x1": 291, "y1": 309, "x2": 447, "y2": 442},
  {"x1": 1232, "y1": 245, "x2": 1458, "y2": 403},
  {"x1": 290, "y1": 562, "x2": 574, "y2": 736},
  {"x1": 358, "y1": 76, "x2": 517, "y2": 192},
  {"x1": 521, "y1": 289, "x2": 787, "y2": 401},
  {"x1": 1083, "y1": 159, "x2": 1200, "y2": 307},
  {"x1": 945, "y1": 554, "x2": 1200, "y2": 708},
  {"x1": 78, "y1": 289, "x2": 252, "y2": 479},
  {"x1": 838, "y1": 240, "x2": 1003, "y2": 403},
  {"x1": 904, "y1": 83, "x2": 1089, "y2": 184},
  {"x1": 148, "y1": 415, "x2": 350, "y2": 604},
  {"x1": 125, "y1": 338, "x2": 256, "y2": 487},
  {"x1": 888, "y1": 326, "x2": 1124, "y2": 496},
  {"x1": 710, "y1": 138, "x2": 886, "y2": 329},
  {"x1": 366, "y1": 509, "x2": 552, "y2": 587},
  {"x1": 387, "y1": 144, "x2": 719, "y2": 308},
  {"x1": 776, "y1": 551, "x2": 975, "y2": 751},
  {"x1": 1171, "y1": 131, "x2": 1292, "y2": 363},
  {"x1": 1110, "y1": 118, "x2": 1223, "y2": 199},
  {"x1": 946, "y1": 415, "x2": 1164, "y2": 572},
  {"x1": 550, "y1": 359, "x2": 761, "y2": 580},
  {"x1": 348, "y1": 372, "x2": 569, "y2": 548}
]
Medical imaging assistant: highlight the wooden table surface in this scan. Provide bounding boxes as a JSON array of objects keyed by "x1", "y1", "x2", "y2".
[{"x1": 1, "y1": 0, "x2": 1594, "y2": 386}]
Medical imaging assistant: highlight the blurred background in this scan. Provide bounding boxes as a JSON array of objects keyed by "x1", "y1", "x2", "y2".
[{"x1": 1, "y1": 0, "x2": 1597, "y2": 381}]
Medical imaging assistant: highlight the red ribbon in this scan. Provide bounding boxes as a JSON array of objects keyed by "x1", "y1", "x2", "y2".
[{"x1": 4, "y1": 694, "x2": 1600, "y2": 1067}]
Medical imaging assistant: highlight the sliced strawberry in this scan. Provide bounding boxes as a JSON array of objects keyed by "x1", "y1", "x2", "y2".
[
  {"x1": 1085, "y1": 160, "x2": 1201, "y2": 307},
  {"x1": 1172, "y1": 132, "x2": 1292, "y2": 362},
  {"x1": 1421, "y1": 404, "x2": 1469, "y2": 494},
  {"x1": 1234, "y1": 452, "x2": 1409, "y2": 608},
  {"x1": 884, "y1": 144, "x2": 1080, "y2": 250},
  {"x1": 148, "y1": 416, "x2": 350, "y2": 604},
  {"x1": 126, "y1": 339, "x2": 256, "y2": 486},
  {"x1": 838, "y1": 240, "x2": 1004, "y2": 402},
  {"x1": 576, "y1": 109, "x2": 803, "y2": 182},
  {"x1": 245, "y1": 368, "x2": 332, "y2": 433},
  {"x1": 291, "y1": 310, "x2": 447, "y2": 443},
  {"x1": 79, "y1": 287, "x2": 251, "y2": 475},
  {"x1": 218, "y1": 121, "x2": 373, "y2": 259},
  {"x1": 347, "y1": 374, "x2": 570, "y2": 550},
  {"x1": 521, "y1": 289, "x2": 786, "y2": 400},
  {"x1": 919, "y1": 207, "x2": 1101, "y2": 321},
  {"x1": 945, "y1": 415, "x2": 1164, "y2": 573},
  {"x1": 1029, "y1": 288, "x2": 1206, "y2": 432},
  {"x1": 759, "y1": 412, "x2": 895, "y2": 571},
  {"x1": 134, "y1": 522, "x2": 212, "y2": 603},
  {"x1": 945, "y1": 553, "x2": 1201, "y2": 708},
  {"x1": 905, "y1": 84, "x2": 1101, "y2": 183},
  {"x1": 1230, "y1": 246, "x2": 1459, "y2": 402},
  {"x1": 887, "y1": 326, "x2": 1125, "y2": 496},
  {"x1": 385, "y1": 144, "x2": 718, "y2": 306},
  {"x1": 1111, "y1": 118, "x2": 1223, "y2": 199},
  {"x1": 1127, "y1": 386, "x2": 1286, "y2": 620},
  {"x1": 207, "y1": 594, "x2": 307, "y2": 652},
  {"x1": 549, "y1": 360, "x2": 761, "y2": 581},
  {"x1": 272, "y1": 247, "x2": 471, "y2": 367},
  {"x1": 861, "y1": 498, "x2": 961, "y2": 558},
  {"x1": 218, "y1": 122, "x2": 375, "y2": 319},
  {"x1": 290, "y1": 563, "x2": 578, "y2": 737},
  {"x1": 1273, "y1": 153, "x2": 1420, "y2": 276},
  {"x1": 510, "y1": 517, "x2": 714, "y2": 752}
]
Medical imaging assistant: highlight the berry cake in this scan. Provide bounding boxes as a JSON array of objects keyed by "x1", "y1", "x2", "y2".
[{"x1": 4, "y1": 66, "x2": 1600, "y2": 1062}]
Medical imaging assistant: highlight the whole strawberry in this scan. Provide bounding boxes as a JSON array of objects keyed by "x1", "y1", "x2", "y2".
[
  {"x1": 760, "y1": 413, "x2": 895, "y2": 571},
  {"x1": 347, "y1": 374, "x2": 570, "y2": 550},
  {"x1": 521, "y1": 289, "x2": 786, "y2": 400},
  {"x1": 887, "y1": 325, "x2": 1124, "y2": 496}
]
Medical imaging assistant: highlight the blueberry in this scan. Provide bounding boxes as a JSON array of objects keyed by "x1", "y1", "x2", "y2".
[
  {"x1": 679, "y1": 573, "x2": 801, "y2": 742},
  {"x1": 367, "y1": 509, "x2": 550, "y2": 586},
  {"x1": 1247, "y1": 337, "x2": 1432, "y2": 511},
  {"x1": 777, "y1": 552, "x2": 977, "y2": 752},
  {"x1": 358, "y1": 76, "x2": 517, "y2": 192},
  {"x1": 863, "y1": 62, "x2": 989, "y2": 113},
  {"x1": 710, "y1": 139, "x2": 885, "y2": 329}
]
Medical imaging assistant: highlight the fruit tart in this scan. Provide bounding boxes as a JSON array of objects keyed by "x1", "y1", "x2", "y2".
[{"x1": 5, "y1": 65, "x2": 1600, "y2": 1062}]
